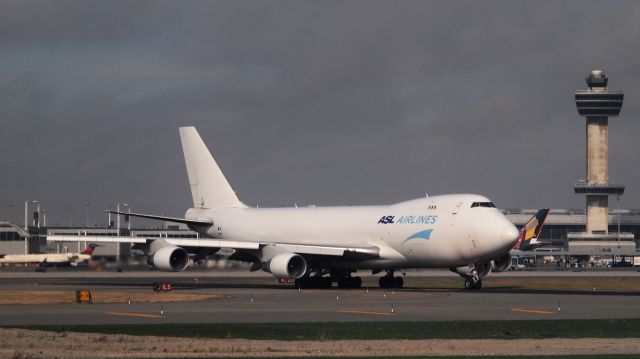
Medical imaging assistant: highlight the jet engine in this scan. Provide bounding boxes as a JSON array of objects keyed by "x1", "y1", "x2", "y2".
[
  {"x1": 151, "y1": 246, "x2": 189, "y2": 271},
  {"x1": 492, "y1": 253, "x2": 512, "y2": 272},
  {"x1": 475, "y1": 261, "x2": 493, "y2": 278},
  {"x1": 265, "y1": 253, "x2": 307, "y2": 279}
]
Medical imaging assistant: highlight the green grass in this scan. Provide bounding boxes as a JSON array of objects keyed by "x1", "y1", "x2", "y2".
[
  {"x1": 164, "y1": 357, "x2": 640, "y2": 359},
  {"x1": 10, "y1": 319, "x2": 640, "y2": 340}
]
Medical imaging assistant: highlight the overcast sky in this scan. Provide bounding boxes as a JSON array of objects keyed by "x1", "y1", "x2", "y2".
[{"x1": 1, "y1": 1, "x2": 640, "y2": 227}]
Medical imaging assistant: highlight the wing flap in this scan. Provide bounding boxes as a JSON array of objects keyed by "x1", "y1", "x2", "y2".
[
  {"x1": 167, "y1": 239, "x2": 260, "y2": 250},
  {"x1": 273, "y1": 243, "x2": 380, "y2": 259}
]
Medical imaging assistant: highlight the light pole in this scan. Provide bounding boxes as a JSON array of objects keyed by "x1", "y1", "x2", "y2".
[
  {"x1": 116, "y1": 203, "x2": 128, "y2": 262},
  {"x1": 69, "y1": 209, "x2": 73, "y2": 227},
  {"x1": 8, "y1": 204, "x2": 13, "y2": 224},
  {"x1": 24, "y1": 200, "x2": 30, "y2": 230},
  {"x1": 108, "y1": 205, "x2": 113, "y2": 228},
  {"x1": 23, "y1": 200, "x2": 38, "y2": 254}
]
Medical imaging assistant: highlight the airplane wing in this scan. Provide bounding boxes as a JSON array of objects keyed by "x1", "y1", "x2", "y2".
[
  {"x1": 46, "y1": 236, "x2": 380, "y2": 260},
  {"x1": 93, "y1": 210, "x2": 380, "y2": 259}
]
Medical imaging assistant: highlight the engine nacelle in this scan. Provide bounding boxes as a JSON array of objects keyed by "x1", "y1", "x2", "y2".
[
  {"x1": 492, "y1": 253, "x2": 512, "y2": 272},
  {"x1": 152, "y1": 246, "x2": 189, "y2": 271},
  {"x1": 265, "y1": 253, "x2": 307, "y2": 279},
  {"x1": 475, "y1": 261, "x2": 493, "y2": 278}
]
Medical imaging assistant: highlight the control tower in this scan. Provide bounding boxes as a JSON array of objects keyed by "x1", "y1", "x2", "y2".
[{"x1": 569, "y1": 70, "x2": 635, "y2": 253}]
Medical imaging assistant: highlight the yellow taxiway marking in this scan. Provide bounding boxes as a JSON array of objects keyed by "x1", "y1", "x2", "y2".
[
  {"x1": 104, "y1": 311, "x2": 164, "y2": 318},
  {"x1": 338, "y1": 309, "x2": 395, "y2": 316},
  {"x1": 511, "y1": 308, "x2": 555, "y2": 315}
]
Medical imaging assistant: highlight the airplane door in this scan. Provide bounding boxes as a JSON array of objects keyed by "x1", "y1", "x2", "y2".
[{"x1": 452, "y1": 201, "x2": 463, "y2": 215}]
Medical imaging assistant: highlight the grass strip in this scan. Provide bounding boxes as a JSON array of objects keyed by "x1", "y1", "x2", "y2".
[
  {"x1": 165, "y1": 357, "x2": 640, "y2": 359},
  {"x1": 9, "y1": 319, "x2": 640, "y2": 340}
]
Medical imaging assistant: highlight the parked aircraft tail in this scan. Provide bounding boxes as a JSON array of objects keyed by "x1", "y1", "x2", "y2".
[
  {"x1": 179, "y1": 127, "x2": 246, "y2": 209},
  {"x1": 513, "y1": 209, "x2": 549, "y2": 251},
  {"x1": 82, "y1": 244, "x2": 99, "y2": 256}
]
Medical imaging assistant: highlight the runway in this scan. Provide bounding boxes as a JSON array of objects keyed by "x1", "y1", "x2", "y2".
[{"x1": 1, "y1": 270, "x2": 640, "y2": 325}]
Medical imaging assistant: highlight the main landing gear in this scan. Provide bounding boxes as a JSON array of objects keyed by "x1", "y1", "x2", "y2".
[
  {"x1": 337, "y1": 275, "x2": 362, "y2": 289},
  {"x1": 294, "y1": 270, "x2": 362, "y2": 289},
  {"x1": 378, "y1": 270, "x2": 404, "y2": 289}
]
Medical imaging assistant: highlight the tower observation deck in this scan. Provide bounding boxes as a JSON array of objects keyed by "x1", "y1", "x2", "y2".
[{"x1": 571, "y1": 70, "x2": 631, "y2": 245}]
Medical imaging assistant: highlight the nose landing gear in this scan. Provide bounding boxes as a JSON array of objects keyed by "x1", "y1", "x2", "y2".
[
  {"x1": 464, "y1": 276, "x2": 482, "y2": 290},
  {"x1": 451, "y1": 266, "x2": 483, "y2": 290}
]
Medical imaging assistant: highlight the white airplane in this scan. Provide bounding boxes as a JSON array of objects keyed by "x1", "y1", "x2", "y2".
[
  {"x1": 0, "y1": 244, "x2": 98, "y2": 267},
  {"x1": 49, "y1": 127, "x2": 522, "y2": 289}
]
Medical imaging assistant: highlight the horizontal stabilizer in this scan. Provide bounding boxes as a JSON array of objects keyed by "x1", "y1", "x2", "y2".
[
  {"x1": 47, "y1": 235, "x2": 148, "y2": 244},
  {"x1": 106, "y1": 210, "x2": 212, "y2": 227}
]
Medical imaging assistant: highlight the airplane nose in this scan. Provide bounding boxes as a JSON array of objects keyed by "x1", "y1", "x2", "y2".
[{"x1": 501, "y1": 224, "x2": 520, "y2": 245}]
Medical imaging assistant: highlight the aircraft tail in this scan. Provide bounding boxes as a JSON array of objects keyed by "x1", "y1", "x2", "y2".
[
  {"x1": 513, "y1": 209, "x2": 549, "y2": 251},
  {"x1": 179, "y1": 127, "x2": 246, "y2": 209},
  {"x1": 83, "y1": 244, "x2": 99, "y2": 256}
]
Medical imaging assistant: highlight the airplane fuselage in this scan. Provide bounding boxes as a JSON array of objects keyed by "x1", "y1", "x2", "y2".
[
  {"x1": 0, "y1": 253, "x2": 90, "y2": 265},
  {"x1": 185, "y1": 194, "x2": 518, "y2": 270}
]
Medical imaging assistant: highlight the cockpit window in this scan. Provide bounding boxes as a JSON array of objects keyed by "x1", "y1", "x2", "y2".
[{"x1": 471, "y1": 202, "x2": 496, "y2": 208}]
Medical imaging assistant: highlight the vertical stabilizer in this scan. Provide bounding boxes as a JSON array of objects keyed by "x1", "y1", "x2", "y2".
[
  {"x1": 513, "y1": 209, "x2": 549, "y2": 251},
  {"x1": 179, "y1": 127, "x2": 246, "y2": 209}
]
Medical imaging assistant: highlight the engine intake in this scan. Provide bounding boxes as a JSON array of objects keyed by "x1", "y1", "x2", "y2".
[
  {"x1": 492, "y1": 253, "x2": 512, "y2": 272},
  {"x1": 152, "y1": 246, "x2": 189, "y2": 271},
  {"x1": 475, "y1": 261, "x2": 493, "y2": 278},
  {"x1": 266, "y1": 253, "x2": 307, "y2": 279}
]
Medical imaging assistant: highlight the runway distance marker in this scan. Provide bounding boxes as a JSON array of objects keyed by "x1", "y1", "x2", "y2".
[
  {"x1": 104, "y1": 311, "x2": 164, "y2": 319},
  {"x1": 511, "y1": 308, "x2": 555, "y2": 315}
]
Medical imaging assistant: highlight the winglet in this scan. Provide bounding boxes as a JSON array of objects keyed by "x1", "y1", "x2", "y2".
[{"x1": 513, "y1": 209, "x2": 550, "y2": 251}]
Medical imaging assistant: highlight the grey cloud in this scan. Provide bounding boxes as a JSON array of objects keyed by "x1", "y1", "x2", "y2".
[{"x1": 1, "y1": 1, "x2": 640, "y2": 226}]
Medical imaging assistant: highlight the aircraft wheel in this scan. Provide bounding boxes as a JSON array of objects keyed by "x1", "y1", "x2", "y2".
[
  {"x1": 394, "y1": 276, "x2": 404, "y2": 289},
  {"x1": 378, "y1": 276, "x2": 391, "y2": 289},
  {"x1": 464, "y1": 277, "x2": 482, "y2": 290},
  {"x1": 353, "y1": 276, "x2": 362, "y2": 288},
  {"x1": 474, "y1": 278, "x2": 482, "y2": 290}
]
